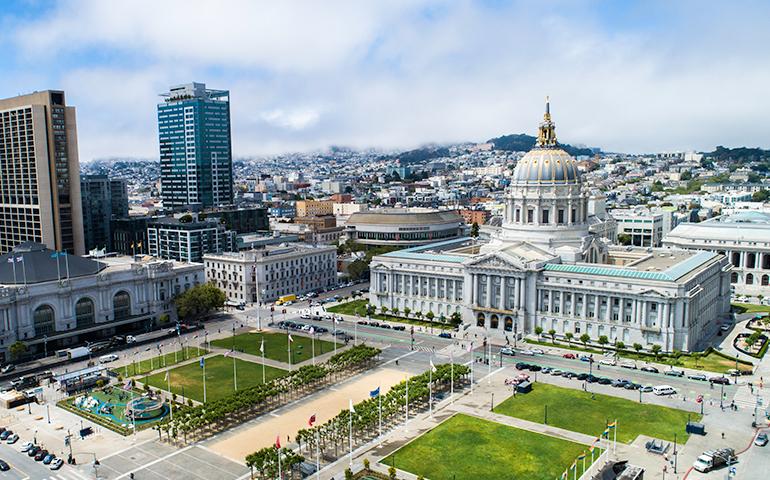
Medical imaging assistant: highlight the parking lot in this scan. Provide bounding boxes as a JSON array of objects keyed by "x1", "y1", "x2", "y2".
[{"x1": 0, "y1": 440, "x2": 89, "y2": 480}]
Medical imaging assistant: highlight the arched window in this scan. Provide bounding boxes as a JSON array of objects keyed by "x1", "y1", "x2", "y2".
[
  {"x1": 763, "y1": 254, "x2": 770, "y2": 270},
  {"x1": 763, "y1": 275, "x2": 769, "y2": 286},
  {"x1": 504, "y1": 316, "x2": 513, "y2": 332},
  {"x1": 731, "y1": 252, "x2": 741, "y2": 267},
  {"x1": 477, "y1": 313, "x2": 485, "y2": 327},
  {"x1": 747, "y1": 253, "x2": 756, "y2": 269},
  {"x1": 75, "y1": 298, "x2": 95, "y2": 328},
  {"x1": 731, "y1": 272, "x2": 739, "y2": 283},
  {"x1": 746, "y1": 273, "x2": 754, "y2": 285},
  {"x1": 490, "y1": 315, "x2": 499, "y2": 329},
  {"x1": 113, "y1": 291, "x2": 131, "y2": 320},
  {"x1": 33, "y1": 305, "x2": 55, "y2": 337}
]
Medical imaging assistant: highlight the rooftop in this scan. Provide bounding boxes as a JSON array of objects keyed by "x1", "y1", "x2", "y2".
[{"x1": 347, "y1": 208, "x2": 462, "y2": 226}]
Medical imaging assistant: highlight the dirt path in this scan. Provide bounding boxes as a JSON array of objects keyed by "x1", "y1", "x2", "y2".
[{"x1": 208, "y1": 367, "x2": 406, "y2": 462}]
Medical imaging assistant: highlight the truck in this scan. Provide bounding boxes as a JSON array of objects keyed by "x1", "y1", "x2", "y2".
[
  {"x1": 275, "y1": 294, "x2": 296, "y2": 306},
  {"x1": 692, "y1": 448, "x2": 736, "y2": 472},
  {"x1": 63, "y1": 346, "x2": 91, "y2": 360}
]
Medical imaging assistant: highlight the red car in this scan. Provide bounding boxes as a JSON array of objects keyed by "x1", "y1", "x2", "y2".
[{"x1": 562, "y1": 353, "x2": 576, "y2": 359}]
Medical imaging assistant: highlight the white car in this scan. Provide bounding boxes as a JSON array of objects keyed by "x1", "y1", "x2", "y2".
[
  {"x1": 652, "y1": 385, "x2": 676, "y2": 396},
  {"x1": 300, "y1": 314, "x2": 311, "y2": 319},
  {"x1": 599, "y1": 359, "x2": 616, "y2": 366},
  {"x1": 500, "y1": 347, "x2": 516, "y2": 356},
  {"x1": 531, "y1": 348, "x2": 545, "y2": 355},
  {"x1": 519, "y1": 350, "x2": 535, "y2": 356},
  {"x1": 50, "y1": 458, "x2": 64, "y2": 470},
  {"x1": 20, "y1": 441, "x2": 33, "y2": 452},
  {"x1": 99, "y1": 354, "x2": 119, "y2": 363}
]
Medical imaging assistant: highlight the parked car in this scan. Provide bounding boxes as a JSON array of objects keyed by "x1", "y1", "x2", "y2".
[
  {"x1": 6, "y1": 434, "x2": 18, "y2": 444},
  {"x1": 640, "y1": 366, "x2": 659, "y2": 373},
  {"x1": 20, "y1": 441, "x2": 33, "y2": 452},
  {"x1": 612, "y1": 379, "x2": 630, "y2": 388},
  {"x1": 541, "y1": 367, "x2": 552, "y2": 374},
  {"x1": 562, "y1": 353, "x2": 576, "y2": 359},
  {"x1": 531, "y1": 348, "x2": 545, "y2": 355},
  {"x1": 50, "y1": 458, "x2": 64, "y2": 470},
  {"x1": 665, "y1": 369, "x2": 685, "y2": 377},
  {"x1": 599, "y1": 359, "x2": 616, "y2": 366},
  {"x1": 551, "y1": 369, "x2": 563, "y2": 376},
  {"x1": 710, "y1": 376, "x2": 730, "y2": 385},
  {"x1": 438, "y1": 332, "x2": 452, "y2": 339},
  {"x1": 579, "y1": 355, "x2": 592, "y2": 362},
  {"x1": 624, "y1": 382, "x2": 642, "y2": 390},
  {"x1": 43, "y1": 454, "x2": 55, "y2": 465},
  {"x1": 0, "y1": 460, "x2": 8, "y2": 471},
  {"x1": 576, "y1": 373, "x2": 589, "y2": 380},
  {"x1": 99, "y1": 354, "x2": 119, "y2": 363},
  {"x1": 27, "y1": 445, "x2": 40, "y2": 456},
  {"x1": 1, "y1": 364, "x2": 15, "y2": 374},
  {"x1": 597, "y1": 377, "x2": 612, "y2": 385},
  {"x1": 0, "y1": 430, "x2": 11, "y2": 440},
  {"x1": 653, "y1": 385, "x2": 676, "y2": 396},
  {"x1": 620, "y1": 362, "x2": 637, "y2": 370},
  {"x1": 500, "y1": 347, "x2": 516, "y2": 356},
  {"x1": 515, "y1": 362, "x2": 529, "y2": 370},
  {"x1": 34, "y1": 449, "x2": 49, "y2": 461},
  {"x1": 688, "y1": 374, "x2": 708, "y2": 381},
  {"x1": 520, "y1": 350, "x2": 535, "y2": 356},
  {"x1": 755, "y1": 432, "x2": 768, "y2": 446},
  {"x1": 528, "y1": 365, "x2": 542, "y2": 372},
  {"x1": 562, "y1": 371, "x2": 576, "y2": 378},
  {"x1": 586, "y1": 375, "x2": 599, "y2": 383},
  {"x1": 640, "y1": 385, "x2": 654, "y2": 393}
]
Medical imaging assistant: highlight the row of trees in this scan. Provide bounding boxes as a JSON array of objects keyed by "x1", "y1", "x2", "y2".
[
  {"x1": 245, "y1": 363, "x2": 470, "y2": 479},
  {"x1": 156, "y1": 345, "x2": 381, "y2": 444},
  {"x1": 534, "y1": 327, "x2": 665, "y2": 358},
  {"x1": 376, "y1": 305, "x2": 463, "y2": 327}
]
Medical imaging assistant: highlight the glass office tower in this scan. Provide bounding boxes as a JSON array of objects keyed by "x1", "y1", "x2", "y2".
[{"x1": 158, "y1": 83, "x2": 233, "y2": 210}]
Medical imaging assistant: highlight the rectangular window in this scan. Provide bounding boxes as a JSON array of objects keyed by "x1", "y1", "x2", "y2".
[
  {"x1": 542, "y1": 210, "x2": 550, "y2": 224},
  {"x1": 558, "y1": 209, "x2": 565, "y2": 224},
  {"x1": 527, "y1": 209, "x2": 534, "y2": 223}
]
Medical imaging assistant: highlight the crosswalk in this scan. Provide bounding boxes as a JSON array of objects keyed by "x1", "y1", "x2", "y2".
[{"x1": 42, "y1": 468, "x2": 92, "y2": 480}]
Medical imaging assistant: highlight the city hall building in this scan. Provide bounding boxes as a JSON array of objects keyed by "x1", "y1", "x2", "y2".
[
  {"x1": 369, "y1": 103, "x2": 731, "y2": 352},
  {"x1": 0, "y1": 242, "x2": 203, "y2": 362}
]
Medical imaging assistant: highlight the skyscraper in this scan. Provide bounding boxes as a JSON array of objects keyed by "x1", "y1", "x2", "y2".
[
  {"x1": 80, "y1": 174, "x2": 129, "y2": 252},
  {"x1": 0, "y1": 90, "x2": 85, "y2": 255},
  {"x1": 158, "y1": 82, "x2": 233, "y2": 210}
]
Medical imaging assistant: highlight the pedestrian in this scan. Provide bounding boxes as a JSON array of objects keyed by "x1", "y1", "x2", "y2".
[{"x1": 722, "y1": 432, "x2": 725, "y2": 440}]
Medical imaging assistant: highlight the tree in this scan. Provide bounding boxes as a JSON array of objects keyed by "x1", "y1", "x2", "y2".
[
  {"x1": 365, "y1": 304, "x2": 376, "y2": 317},
  {"x1": 651, "y1": 344, "x2": 662, "y2": 360},
  {"x1": 565, "y1": 332, "x2": 574, "y2": 345},
  {"x1": 470, "y1": 222, "x2": 480, "y2": 238},
  {"x1": 415, "y1": 311, "x2": 423, "y2": 321},
  {"x1": 389, "y1": 466, "x2": 397, "y2": 480},
  {"x1": 579, "y1": 333, "x2": 590, "y2": 347},
  {"x1": 380, "y1": 306, "x2": 389, "y2": 316},
  {"x1": 617, "y1": 233, "x2": 632, "y2": 246},
  {"x1": 615, "y1": 341, "x2": 625, "y2": 351},
  {"x1": 680, "y1": 170, "x2": 692, "y2": 181},
  {"x1": 175, "y1": 283, "x2": 226, "y2": 319},
  {"x1": 752, "y1": 189, "x2": 769, "y2": 202},
  {"x1": 403, "y1": 307, "x2": 411, "y2": 318},
  {"x1": 450, "y1": 311, "x2": 463, "y2": 327},
  {"x1": 535, "y1": 326, "x2": 544, "y2": 338},
  {"x1": 691, "y1": 351, "x2": 702, "y2": 368},
  {"x1": 391, "y1": 307, "x2": 399, "y2": 317},
  {"x1": 363, "y1": 458, "x2": 370, "y2": 471},
  {"x1": 425, "y1": 311, "x2": 435, "y2": 325},
  {"x1": 633, "y1": 343, "x2": 643, "y2": 353},
  {"x1": 347, "y1": 259, "x2": 369, "y2": 281},
  {"x1": 344, "y1": 469, "x2": 354, "y2": 480},
  {"x1": 8, "y1": 341, "x2": 29, "y2": 362},
  {"x1": 548, "y1": 329, "x2": 556, "y2": 344},
  {"x1": 598, "y1": 335, "x2": 609, "y2": 349},
  {"x1": 178, "y1": 214, "x2": 193, "y2": 223}
]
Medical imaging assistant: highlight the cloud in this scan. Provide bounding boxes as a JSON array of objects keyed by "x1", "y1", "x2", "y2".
[{"x1": 4, "y1": 0, "x2": 770, "y2": 160}]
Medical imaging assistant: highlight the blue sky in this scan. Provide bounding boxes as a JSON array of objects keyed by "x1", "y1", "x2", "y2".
[{"x1": 2, "y1": 0, "x2": 769, "y2": 161}]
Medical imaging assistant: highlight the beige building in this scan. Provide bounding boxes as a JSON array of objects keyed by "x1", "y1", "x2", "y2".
[
  {"x1": 296, "y1": 200, "x2": 334, "y2": 218},
  {"x1": 0, "y1": 91, "x2": 85, "y2": 255}
]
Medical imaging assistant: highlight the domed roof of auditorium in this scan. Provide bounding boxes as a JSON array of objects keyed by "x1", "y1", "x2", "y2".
[{"x1": 512, "y1": 98, "x2": 580, "y2": 185}]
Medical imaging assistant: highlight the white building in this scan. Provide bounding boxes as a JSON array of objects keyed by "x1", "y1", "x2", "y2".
[
  {"x1": 370, "y1": 103, "x2": 731, "y2": 352},
  {"x1": 344, "y1": 208, "x2": 464, "y2": 247},
  {"x1": 663, "y1": 211, "x2": 770, "y2": 296},
  {"x1": 204, "y1": 244, "x2": 337, "y2": 305},
  {"x1": 0, "y1": 242, "x2": 203, "y2": 362},
  {"x1": 610, "y1": 207, "x2": 677, "y2": 247}
]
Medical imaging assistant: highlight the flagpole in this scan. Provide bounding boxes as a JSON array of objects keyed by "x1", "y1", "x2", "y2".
[
  {"x1": 278, "y1": 446, "x2": 282, "y2": 480},
  {"x1": 64, "y1": 252, "x2": 70, "y2": 279},
  {"x1": 203, "y1": 360, "x2": 207, "y2": 403},
  {"x1": 20, "y1": 256, "x2": 27, "y2": 286},
  {"x1": 378, "y1": 391, "x2": 382, "y2": 439},
  {"x1": 582, "y1": 454, "x2": 586, "y2": 475},
  {"x1": 429, "y1": 365, "x2": 432, "y2": 417},
  {"x1": 288, "y1": 335, "x2": 292, "y2": 371},
  {"x1": 262, "y1": 340, "x2": 266, "y2": 383},
  {"x1": 349, "y1": 400, "x2": 354, "y2": 467},
  {"x1": 450, "y1": 353, "x2": 454, "y2": 404},
  {"x1": 10, "y1": 258, "x2": 17, "y2": 285},
  {"x1": 167, "y1": 369, "x2": 173, "y2": 421},
  {"x1": 54, "y1": 252, "x2": 61, "y2": 282},
  {"x1": 613, "y1": 419, "x2": 617, "y2": 455},
  {"x1": 233, "y1": 353, "x2": 238, "y2": 391},
  {"x1": 405, "y1": 375, "x2": 409, "y2": 431},
  {"x1": 311, "y1": 333, "x2": 315, "y2": 366},
  {"x1": 315, "y1": 428, "x2": 320, "y2": 480}
]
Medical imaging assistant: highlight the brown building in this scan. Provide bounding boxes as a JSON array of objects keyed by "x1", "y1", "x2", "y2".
[
  {"x1": 0, "y1": 90, "x2": 85, "y2": 255},
  {"x1": 458, "y1": 209, "x2": 491, "y2": 225},
  {"x1": 295, "y1": 215, "x2": 337, "y2": 229},
  {"x1": 296, "y1": 200, "x2": 334, "y2": 218},
  {"x1": 330, "y1": 193, "x2": 352, "y2": 203}
]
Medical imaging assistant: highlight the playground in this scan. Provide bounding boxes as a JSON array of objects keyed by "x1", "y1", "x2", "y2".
[{"x1": 61, "y1": 384, "x2": 169, "y2": 434}]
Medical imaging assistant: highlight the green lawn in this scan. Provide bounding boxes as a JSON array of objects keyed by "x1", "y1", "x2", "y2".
[
  {"x1": 493, "y1": 383, "x2": 698, "y2": 443},
  {"x1": 143, "y1": 354, "x2": 287, "y2": 403},
  {"x1": 382, "y1": 413, "x2": 595, "y2": 480},
  {"x1": 733, "y1": 302, "x2": 770, "y2": 314},
  {"x1": 327, "y1": 299, "x2": 369, "y2": 316},
  {"x1": 115, "y1": 347, "x2": 207, "y2": 378},
  {"x1": 210, "y1": 332, "x2": 337, "y2": 364}
]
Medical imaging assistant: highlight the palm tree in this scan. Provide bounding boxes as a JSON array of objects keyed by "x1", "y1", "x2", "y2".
[
  {"x1": 548, "y1": 329, "x2": 556, "y2": 344},
  {"x1": 565, "y1": 332, "x2": 574, "y2": 345},
  {"x1": 579, "y1": 333, "x2": 590, "y2": 348}
]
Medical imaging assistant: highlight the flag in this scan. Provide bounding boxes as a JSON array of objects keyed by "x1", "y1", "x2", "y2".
[
  {"x1": 588, "y1": 444, "x2": 595, "y2": 453},
  {"x1": 571, "y1": 461, "x2": 577, "y2": 470},
  {"x1": 308, "y1": 414, "x2": 316, "y2": 427},
  {"x1": 260, "y1": 338, "x2": 265, "y2": 354},
  {"x1": 5, "y1": 258, "x2": 12, "y2": 264},
  {"x1": 275, "y1": 435, "x2": 281, "y2": 449},
  {"x1": 577, "y1": 452, "x2": 586, "y2": 460},
  {"x1": 199, "y1": 357, "x2": 205, "y2": 368},
  {"x1": 430, "y1": 359, "x2": 437, "y2": 373},
  {"x1": 309, "y1": 326, "x2": 315, "y2": 335},
  {"x1": 602, "y1": 429, "x2": 609, "y2": 438},
  {"x1": 349, "y1": 399, "x2": 355, "y2": 414},
  {"x1": 288, "y1": 334, "x2": 294, "y2": 343},
  {"x1": 164, "y1": 370, "x2": 169, "y2": 381},
  {"x1": 607, "y1": 421, "x2": 616, "y2": 429},
  {"x1": 224, "y1": 350, "x2": 233, "y2": 357},
  {"x1": 15, "y1": 256, "x2": 22, "y2": 262},
  {"x1": 130, "y1": 242, "x2": 135, "y2": 248},
  {"x1": 50, "y1": 252, "x2": 61, "y2": 258},
  {"x1": 370, "y1": 387, "x2": 380, "y2": 398},
  {"x1": 137, "y1": 241, "x2": 143, "y2": 248},
  {"x1": 561, "y1": 471, "x2": 567, "y2": 480}
]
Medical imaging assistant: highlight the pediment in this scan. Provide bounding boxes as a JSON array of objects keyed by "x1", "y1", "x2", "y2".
[
  {"x1": 465, "y1": 251, "x2": 526, "y2": 271},
  {"x1": 637, "y1": 288, "x2": 669, "y2": 298}
]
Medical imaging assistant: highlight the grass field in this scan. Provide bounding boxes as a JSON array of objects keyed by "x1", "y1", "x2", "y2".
[
  {"x1": 144, "y1": 354, "x2": 287, "y2": 403},
  {"x1": 733, "y1": 302, "x2": 770, "y2": 314},
  {"x1": 115, "y1": 347, "x2": 207, "y2": 378},
  {"x1": 210, "y1": 332, "x2": 337, "y2": 364},
  {"x1": 381, "y1": 414, "x2": 594, "y2": 480},
  {"x1": 328, "y1": 299, "x2": 454, "y2": 330},
  {"x1": 493, "y1": 383, "x2": 698, "y2": 443}
]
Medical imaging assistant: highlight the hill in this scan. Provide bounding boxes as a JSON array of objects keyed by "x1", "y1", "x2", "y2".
[{"x1": 487, "y1": 133, "x2": 596, "y2": 157}]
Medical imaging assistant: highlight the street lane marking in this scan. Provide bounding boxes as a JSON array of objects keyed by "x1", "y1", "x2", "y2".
[
  {"x1": 113, "y1": 445, "x2": 195, "y2": 480},
  {"x1": 99, "y1": 438, "x2": 156, "y2": 461}
]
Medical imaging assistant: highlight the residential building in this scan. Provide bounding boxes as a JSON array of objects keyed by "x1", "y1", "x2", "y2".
[
  {"x1": 147, "y1": 216, "x2": 234, "y2": 263},
  {"x1": 369, "y1": 102, "x2": 730, "y2": 352},
  {"x1": 0, "y1": 90, "x2": 85, "y2": 255},
  {"x1": 204, "y1": 244, "x2": 337, "y2": 305},
  {"x1": 458, "y1": 208, "x2": 491, "y2": 225},
  {"x1": 80, "y1": 175, "x2": 130, "y2": 252},
  {"x1": 345, "y1": 208, "x2": 464, "y2": 247},
  {"x1": 158, "y1": 82, "x2": 233, "y2": 209},
  {"x1": 663, "y1": 211, "x2": 770, "y2": 295},
  {"x1": 203, "y1": 206, "x2": 269, "y2": 234},
  {"x1": 610, "y1": 207, "x2": 677, "y2": 247},
  {"x1": 0, "y1": 242, "x2": 203, "y2": 362},
  {"x1": 111, "y1": 216, "x2": 151, "y2": 256},
  {"x1": 296, "y1": 200, "x2": 334, "y2": 218}
]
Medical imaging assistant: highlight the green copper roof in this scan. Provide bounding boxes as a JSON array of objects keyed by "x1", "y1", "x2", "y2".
[
  {"x1": 543, "y1": 251, "x2": 716, "y2": 282},
  {"x1": 380, "y1": 237, "x2": 471, "y2": 263}
]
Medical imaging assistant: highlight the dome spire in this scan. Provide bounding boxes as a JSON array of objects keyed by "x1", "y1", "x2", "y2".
[{"x1": 536, "y1": 96, "x2": 558, "y2": 147}]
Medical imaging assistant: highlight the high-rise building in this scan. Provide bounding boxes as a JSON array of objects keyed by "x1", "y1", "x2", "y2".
[
  {"x1": 0, "y1": 90, "x2": 85, "y2": 255},
  {"x1": 80, "y1": 175, "x2": 130, "y2": 252},
  {"x1": 157, "y1": 82, "x2": 233, "y2": 210}
]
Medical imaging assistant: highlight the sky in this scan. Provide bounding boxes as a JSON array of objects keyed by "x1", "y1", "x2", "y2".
[{"x1": 2, "y1": 0, "x2": 770, "y2": 161}]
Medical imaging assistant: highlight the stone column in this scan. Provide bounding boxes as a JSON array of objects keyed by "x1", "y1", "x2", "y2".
[
  {"x1": 594, "y1": 295, "x2": 600, "y2": 319},
  {"x1": 582, "y1": 294, "x2": 588, "y2": 318},
  {"x1": 500, "y1": 276, "x2": 506, "y2": 310},
  {"x1": 471, "y1": 274, "x2": 478, "y2": 306},
  {"x1": 641, "y1": 301, "x2": 648, "y2": 326},
  {"x1": 618, "y1": 297, "x2": 625, "y2": 323},
  {"x1": 664, "y1": 302, "x2": 671, "y2": 328},
  {"x1": 486, "y1": 275, "x2": 493, "y2": 308},
  {"x1": 631, "y1": 299, "x2": 638, "y2": 324}
]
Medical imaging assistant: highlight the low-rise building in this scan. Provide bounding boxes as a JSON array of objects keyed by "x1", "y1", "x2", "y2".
[
  {"x1": 458, "y1": 209, "x2": 491, "y2": 225},
  {"x1": 610, "y1": 207, "x2": 677, "y2": 247},
  {"x1": 204, "y1": 244, "x2": 337, "y2": 304},
  {"x1": 0, "y1": 242, "x2": 203, "y2": 362},
  {"x1": 147, "y1": 217, "x2": 234, "y2": 263},
  {"x1": 296, "y1": 200, "x2": 334, "y2": 218},
  {"x1": 345, "y1": 208, "x2": 464, "y2": 247}
]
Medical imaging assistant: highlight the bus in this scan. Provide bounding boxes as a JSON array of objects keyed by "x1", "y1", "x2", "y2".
[{"x1": 276, "y1": 294, "x2": 296, "y2": 306}]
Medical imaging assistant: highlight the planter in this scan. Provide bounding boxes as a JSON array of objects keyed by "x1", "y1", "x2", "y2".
[{"x1": 734, "y1": 333, "x2": 768, "y2": 358}]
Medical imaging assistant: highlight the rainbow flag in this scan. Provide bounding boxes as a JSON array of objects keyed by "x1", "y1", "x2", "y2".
[
  {"x1": 571, "y1": 460, "x2": 577, "y2": 470},
  {"x1": 561, "y1": 471, "x2": 568, "y2": 480},
  {"x1": 588, "y1": 444, "x2": 595, "y2": 453},
  {"x1": 607, "y1": 421, "x2": 617, "y2": 429},
  {"x1": 577, "y1": 452, "x2": 586, "y2": 460},
  {"x1": 602, "y1": 429, "x2": 610, "y2": 438}
]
